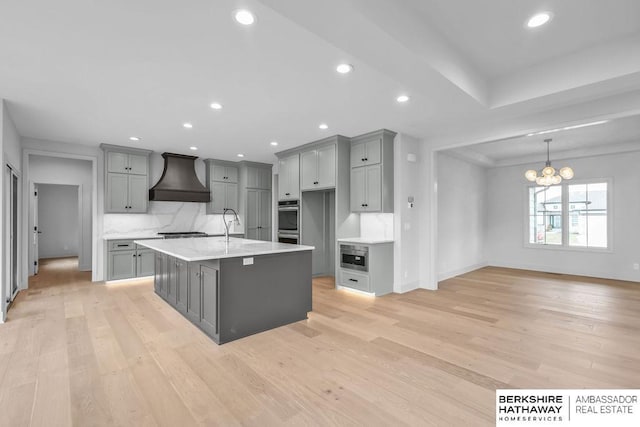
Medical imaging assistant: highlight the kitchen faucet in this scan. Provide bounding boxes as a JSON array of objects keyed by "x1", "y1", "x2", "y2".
[{"x1": 223, "y1": 208, "x2": 241, "y2": 242}]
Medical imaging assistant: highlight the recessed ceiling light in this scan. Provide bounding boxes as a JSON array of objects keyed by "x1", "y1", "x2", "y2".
[
  {"x1": 319, "y1": 123, "x2": 329, "y2": 130},
  {"x1": 210, "y1": 102, "x2": 223, "y2": 110},
  {"x1": 189, "y1": 146, "x2": 198, "y2": 151},
  {"x1": 237, "y1": 153, "x2": 245, "y2": 158},
  {"x1": 396, "y1": 95, "x2": 410, "y2": 103},
  {"x1": 336, "y1": 63, "x2": 353, "y2": 74},
  {"x1": 129, "y1": 136, "x2": 140, "y2": 141},
  {"x1": 527, "y1": 12, "x2": 551, "y2": 28},
  {"x1": 183, "y1": 122, "x2": 193, "y2": 129},
  {"x1": 270, "y1": 141, "x2": 279, "y2": 146},
  {"x1": 234, "y1": 9, "x2": 255, "y2": 26}
]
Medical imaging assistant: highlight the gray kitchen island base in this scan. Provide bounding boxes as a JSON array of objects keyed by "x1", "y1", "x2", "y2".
[{"x1": 154, "y1": 250, "x2": 312, "y2": 344}]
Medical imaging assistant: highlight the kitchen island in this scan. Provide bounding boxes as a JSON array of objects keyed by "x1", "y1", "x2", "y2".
[{"x1": 135, "y1": 237, "x2": 314, "y2": 344}]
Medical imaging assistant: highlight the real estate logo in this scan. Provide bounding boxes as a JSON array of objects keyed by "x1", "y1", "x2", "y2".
[{"x1": 496, "y1": 389, "x2": 640, "y2": 427}]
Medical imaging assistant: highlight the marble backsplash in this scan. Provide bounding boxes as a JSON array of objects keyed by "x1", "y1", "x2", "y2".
[
  {"x1": 360, "y1": 213, "x2": 394, "y2": 240},
  {"x1": 103, "y1": 201, "x2": 242, "y2": 237}
]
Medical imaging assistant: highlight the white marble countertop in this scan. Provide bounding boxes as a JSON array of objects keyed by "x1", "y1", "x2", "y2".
[
  {"x1": 135, "y1": 237, "x2": 314, "y2": 262},
  {"x1": 337, "y1": 237, "x2": 394, "y2": 245},
  {"x1": 103, "y1": 232, "x2": 244, "y2": 241}
]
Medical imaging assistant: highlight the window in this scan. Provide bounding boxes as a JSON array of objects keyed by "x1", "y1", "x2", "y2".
[{"x1": 527, "y1": 180, "x2": 610, "y2": 250}]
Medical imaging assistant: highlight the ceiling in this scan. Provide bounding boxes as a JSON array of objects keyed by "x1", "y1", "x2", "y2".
[
  {"x1": 1, "y1": 0, "x2": 640, "y2": 163},
  {"x1": 445, "y1": 114, "x2": 640, "y2": 166}
]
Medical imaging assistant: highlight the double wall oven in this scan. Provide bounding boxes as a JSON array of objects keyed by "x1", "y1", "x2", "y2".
[{"x1": 278, "y1": 200, "x2": 299, "y2": 244}]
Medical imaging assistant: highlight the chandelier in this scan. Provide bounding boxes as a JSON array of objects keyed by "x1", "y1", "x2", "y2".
[{"x1": 525, "y1": 138, "x2": 574, "y2": 186}]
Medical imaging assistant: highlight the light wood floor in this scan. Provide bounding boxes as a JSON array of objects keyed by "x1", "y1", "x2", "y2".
[{"x1": 1, "y1": 263, "x2": 639, "y2": 426}]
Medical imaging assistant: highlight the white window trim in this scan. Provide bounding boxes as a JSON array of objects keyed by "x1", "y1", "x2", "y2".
[{"x1": 523, "y1": 177, "x2": 613, "y2": 253}]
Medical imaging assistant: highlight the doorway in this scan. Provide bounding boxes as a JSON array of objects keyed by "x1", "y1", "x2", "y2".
[
  {"x1": 4, "y1": 165, "x2": 20, "y2": 306},
  {"x1": 33, "y1": 184, "x2": 81, "y2": 273}
]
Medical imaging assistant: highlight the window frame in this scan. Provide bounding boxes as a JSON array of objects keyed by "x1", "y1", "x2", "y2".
[{"x1": 523, "y1": 177, "x2": 613, "y2": 253}]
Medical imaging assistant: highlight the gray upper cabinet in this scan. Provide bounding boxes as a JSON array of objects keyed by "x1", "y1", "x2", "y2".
[
  {"x1": 246, "y1": 166, "x2": 271, "y2": 190},
  {"x1": 350, "y1": 137, "x2": 381, "y2": 168},
  {"x1": 211, "y1": 163, "x2": 238, "y2": 183},
  {"x1": 102, "y1": 144, "x2": 151, "y2": 214},
  {"x1": 278, "y1": 154, "x2": 300, "y2": 201},
  {"x1": 350, "y1": 129, "x2": 395, "y2": 213},
  {"x1": 301, "y1": 144, "x2": 336, "y2": 191},
  {"x1": 206, "y1": 160, "x2": 240, "y2": 214}
]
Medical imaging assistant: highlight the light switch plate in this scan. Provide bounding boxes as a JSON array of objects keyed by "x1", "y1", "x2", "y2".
[{"x1": 243, "y1": 257, "x2": 254, "y2": 266}]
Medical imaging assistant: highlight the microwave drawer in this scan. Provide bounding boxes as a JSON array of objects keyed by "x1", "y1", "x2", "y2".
[{"x1": 340, "y1": 270, "x2": 370, "y2": 292}]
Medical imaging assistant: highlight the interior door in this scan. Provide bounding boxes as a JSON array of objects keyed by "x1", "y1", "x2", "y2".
[
  {"x1": 32, "y1": 182, "x2": 39, "y2": 275},
  {"x1": 5, "y1": 166, "x2": 20, "y2": 302}
]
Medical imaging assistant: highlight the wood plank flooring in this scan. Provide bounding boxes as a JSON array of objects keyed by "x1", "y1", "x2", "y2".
[{"x1": 1, "y1": 260, "x2": 639, "y2": 426}]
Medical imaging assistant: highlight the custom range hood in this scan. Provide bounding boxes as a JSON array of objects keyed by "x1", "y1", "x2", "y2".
[{"x1": 149, "y1": 153, "x2": 211, "y2": 202}]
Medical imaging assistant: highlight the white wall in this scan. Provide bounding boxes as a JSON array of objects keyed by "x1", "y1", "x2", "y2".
[
  {"x1": 486, "y1": 150, "x2": 640, "y2": 282},
  {"x1": 28, "y1": 155, "x2": 93, "y2": 271},
  {"x1": 392, "y1": 133, "x2": 423, "y2": 292},
  {"x1": 37, "y1": 184, "x2": 79, "y2": 258},
  {"x1": 436, "y1": 152, "x2": 488, "y2": 280},
  {"x1": 1, "y1": 100, "x2": 22, "y2": 321}
]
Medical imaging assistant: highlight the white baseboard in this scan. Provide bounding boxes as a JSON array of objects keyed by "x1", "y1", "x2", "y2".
[
  {"x1": 487, "y1": 260, "x2": 640, "y2": 283},
  {"x1": 438, "y1": 261, "x2": 488, "y2": 282},
  {"x1": 394, "y1": 280, "x2": 421, "y2": 294}
]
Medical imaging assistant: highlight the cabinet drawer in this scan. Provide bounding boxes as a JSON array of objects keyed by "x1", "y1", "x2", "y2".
[
  {"x1": 340, "y1": 270, "x2": 370, "y2": 292},
  {"x1": 109, "y1": 240, "x2": 135, "y2": 251}
]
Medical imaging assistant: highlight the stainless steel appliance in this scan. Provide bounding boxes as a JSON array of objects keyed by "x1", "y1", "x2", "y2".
[
  {"x1": 340, "y1": 244, "x2": 368, "y2": 272},
  {"x1": 278, "y1": 200, "x2": 299, "y2": 244},
  {"x1": 157, "y1": 232, "x2": 209, "y2": 239}
]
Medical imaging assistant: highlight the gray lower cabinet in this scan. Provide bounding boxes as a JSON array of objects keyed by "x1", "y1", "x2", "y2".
[
  {"x1": 107, "y1": 240, "x2": 157, "y2": 280},
  {"x1": 175, "y1": 259, "x2": 188, "y2": 314},
  {"x1": 338, "y1": 241, "x2": 393, "y2": 296},
  {"x1": 199, "y1": 265, "x2": 219, "y2": 337}
]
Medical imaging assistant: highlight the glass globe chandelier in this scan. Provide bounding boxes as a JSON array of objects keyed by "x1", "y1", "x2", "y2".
[{"x1": 525, "y1": 138, "x2": 574, "y2": 186}]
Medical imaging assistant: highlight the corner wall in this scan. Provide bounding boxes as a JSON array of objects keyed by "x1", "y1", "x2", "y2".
[{"x1": 436, "y1": 152, "x2": 488, "y2": 281}]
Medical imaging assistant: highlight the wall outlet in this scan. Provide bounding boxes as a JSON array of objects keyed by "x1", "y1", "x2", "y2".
[
  {"x1": 243, "y1": 257, "x2": 254, "y2": 266},
  {"x1": 634, "y1": 263, "x2": 639, "y2": 271}
]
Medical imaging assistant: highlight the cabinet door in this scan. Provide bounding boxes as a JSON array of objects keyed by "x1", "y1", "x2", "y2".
[
  {"x1": 226, "y1": 183, "x2": 239, "y2": 213},
  {"x1": 317, "y1": 144, "x2": 336, "y2": 188},
  {"x1": 259, "y1": 227, "x2": 272, "y2": 242},
  {"x1": 128, "y1": 154, "x2": 148, "y2": 175},
  {"x1": 245, "y1": 228, "x2": 259, "y2": 240},
  {"x1": 128, "y1": 175, "x2": 148, "y2": 213},
  {"x1": 108, "y1": 250, "x2": 136, "y2": 280},
  {"x1": 211, "y1": 164, "x2": 226, "y2": 182},
  {"x1": 186, "y1": 264, "x2": 201, "y2": 323},
  {"x1": 259, "y1": 189, "x2": 271, "y2": 229},
  {"x1": 350, "y1": 167, "x2": 366, "y2": 212},
  {"x1": 167, "y1": 257, "x2": 177, "y2": 304},
  {"x1": 210, "y1": 181, "x2": 227, "y2": 214},
  {"x1": 226, "y1": 166, "x2": 239, "y2": 183},
  {"x1": 175, "y1": 259, "x2": 188, "y2": 314},
  {"x1": 258, "y1": 168, "x2": 271, "y2": 190},
  {"x1": 106, "y1": 173, "x2": 129, "y2": 213},
  {"x1": 300, "y1": 150, "x2": 318, "y2": 191},
  {"x1": 350, "y1": 142, "x2": 367, "y2": 168},
  {"x1": 154, "y1": 252, "x2": 164, "y2": 294},
  {"x1": 364, "y1": 138, "x2": 382, "y2": 165},
  {"x1": 278, "y1": 159, "x2": 289, "y2": 200},
  {"x1": 246, "y1": 167, "x2": 259, "y2": 189},
  {"x1": 199, "y1": 265, "x2": 219, "y2": 337},
  {"x1": 365, "y1": 164, "x2": 382, "y2": 212},
  {"x1": 136, "y1": 250, "x2": 155, "y2": 277},
  {"x1": 246, "y1": 189, "x2": 259, "y2": 229},
  {"x1": 107, "y1": 152, "x2": 129, "y2": 173},
  {"x1": 288, "y1": 155, "x2": 300, "y2": 199}
]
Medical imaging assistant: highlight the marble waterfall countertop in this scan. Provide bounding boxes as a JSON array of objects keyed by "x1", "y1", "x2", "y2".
[
  {"x1": 337, "y1": 237, "x2": 394, "y2": 245},
  {"x1": 135, "y1": 237, "x2": 314, "y2": 262},
  {"x1": 103, "y1": 232, "x2": 244, "y2": 241}
]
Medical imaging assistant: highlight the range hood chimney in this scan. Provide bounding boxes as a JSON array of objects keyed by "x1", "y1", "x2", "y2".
[{"x1": 149, "y1": 153, "x2": 211, "y2": 202}]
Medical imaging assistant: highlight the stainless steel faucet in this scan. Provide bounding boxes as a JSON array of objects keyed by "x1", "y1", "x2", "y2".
[{"x1": 223, "y1": 208, "x2": 241, "y2": 242}]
